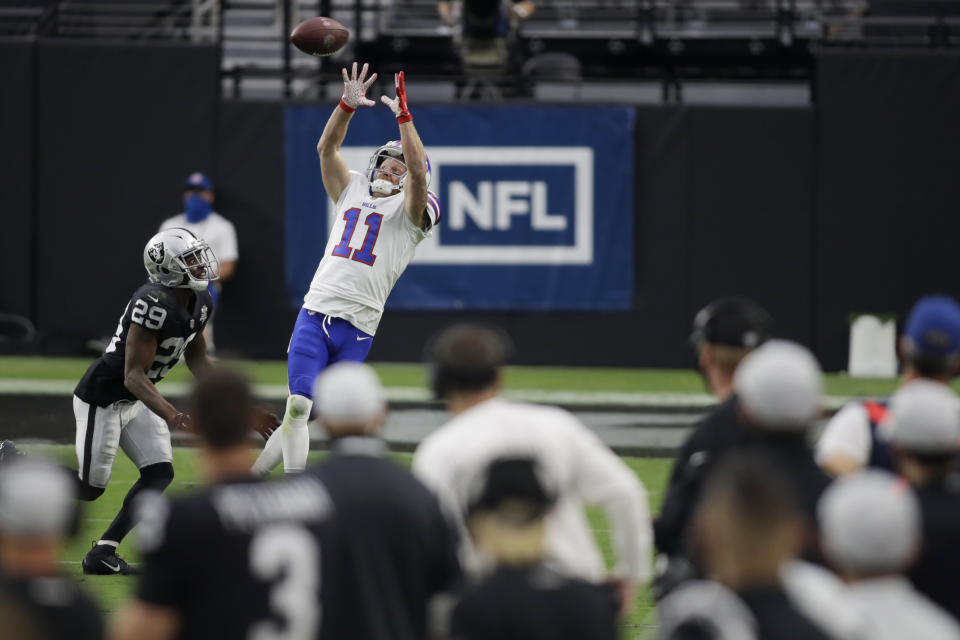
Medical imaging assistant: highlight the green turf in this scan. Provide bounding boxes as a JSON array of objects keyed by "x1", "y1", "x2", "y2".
[
  {"x1": 0, "y1": 355, "x2": 917, "y2": 397},
  {"x1": 22, "y1": 443, "x2": 670, "y2": 637}
]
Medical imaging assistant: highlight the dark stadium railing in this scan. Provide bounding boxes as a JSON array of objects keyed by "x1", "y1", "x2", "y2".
[{"x1": 3, "y1": 0, "x2": 960, "y2": 96}]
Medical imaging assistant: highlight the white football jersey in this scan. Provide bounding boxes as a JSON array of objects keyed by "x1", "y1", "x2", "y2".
[{"x1": 303, "y1": 171, "x2": 436, "y2": 336}]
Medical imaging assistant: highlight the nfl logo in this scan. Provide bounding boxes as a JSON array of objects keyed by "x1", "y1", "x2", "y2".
[{"x1": 147, "y1": 242, "x2": 165, "y2": 264}]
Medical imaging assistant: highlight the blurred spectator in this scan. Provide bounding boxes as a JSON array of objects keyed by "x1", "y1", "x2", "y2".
[
  {"x1": 819, "y1": 470, "x2": 960, "y2": 640},
  {"x1": 159, "y1": 172, "x2": 238, "y2": 353},
  {"x1": 0, "y1": 459, "x2": 104, "y2": 640},
  {"x1": 450, "y1": 457, "x2": 619, "y2": 640},
  {"x1": 310, "y1": 362, "x2": 462, "y2": 639},
  {"x1": 113, "y1": 369, "x2": 311, "y2": 640},
  {"x1": 654, "y1": 298, "x2": 771, "y2": 588},
  {"x1": 676, "y1": 451, "x2": 832, "y2": 640},
  {"x1": 817, "y1": 295, "x2": 960, "y2": 476},
  {"x1": 882, "y1": 380, "x2": 960, "y2": 621},
  {"x1": 413, "y1": 323, "x2": 651, "y2": 618},
  {"x1": 733, "y1": 340, "x2": 832, "y2": 539}
]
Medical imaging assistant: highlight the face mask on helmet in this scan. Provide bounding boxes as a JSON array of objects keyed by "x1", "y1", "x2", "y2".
[
  {"x1": 143, "y1": 229, "x2": 220, "y2": 291},
  {"x1": 175, "y1": 244, "x2": 220, "y2": 290},
  {"x1": 366, "y1": 141, "x2": 432, "y2": 196}
]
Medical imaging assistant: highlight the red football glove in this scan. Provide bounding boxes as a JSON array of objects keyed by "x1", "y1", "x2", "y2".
[{"x1": 381, "y1": 71, "x2": 413, "y2": 124}]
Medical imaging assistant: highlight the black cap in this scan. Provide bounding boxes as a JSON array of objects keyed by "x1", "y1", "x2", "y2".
[
  {"x1": 689, "y1": 297, "x2": 773, "y2": 349},
  {"x1": 466, "y1": 457, "x2": 555, "y2": 523}
]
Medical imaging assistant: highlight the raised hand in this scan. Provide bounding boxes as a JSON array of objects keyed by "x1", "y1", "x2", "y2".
[
  {"x1": 340, "y1": 61, "x2": 377, "y2": 111},
  {"x1": 380, "y1": 71, "x2": 413, "y2": 123},
  {"x1": 251, "y1": 406, "x2": 280, "y2": 441}
]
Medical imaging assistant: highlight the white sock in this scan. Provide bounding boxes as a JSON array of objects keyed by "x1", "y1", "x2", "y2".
[
  {"x1": 251, "y1": 428, "x2": 284, "y2": 476},
  {"x1": 281, "y1": 394, "x2": 312, "y2": 473},
  {"x1": 97, "y1": 539, "x2": 119, "y2": 548}
]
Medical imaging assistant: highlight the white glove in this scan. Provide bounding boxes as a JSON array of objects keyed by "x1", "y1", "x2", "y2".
[{"x1": 340, "y1": 61, "x2": 377, "y2": 110}]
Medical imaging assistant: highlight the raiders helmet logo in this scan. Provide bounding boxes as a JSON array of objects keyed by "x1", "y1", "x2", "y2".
[{"x1": 147, "y1": 242, "x2": 165, "y2": 264}]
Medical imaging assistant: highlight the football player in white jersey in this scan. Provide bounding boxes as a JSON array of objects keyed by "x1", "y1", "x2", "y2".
[{"x1": 253, "y1": 62, "x2": 441, "y2": 475}]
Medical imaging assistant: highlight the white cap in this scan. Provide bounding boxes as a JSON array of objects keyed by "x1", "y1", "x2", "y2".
[
  {"x1": 734, "y1": 339, "x2": 823, "y2": 431},
  {"x1": 313, "y1": 362, "x2": 387, "y2": 427},
  {"x1": 881, "y1": 379, "x2": 960, "y2": 453},
  {"x1": 0, "y1": 459, "x2": 76, "y2": 537},
  {"x1": 818, "y1": 470, "x2": 919, "y2": 572}
]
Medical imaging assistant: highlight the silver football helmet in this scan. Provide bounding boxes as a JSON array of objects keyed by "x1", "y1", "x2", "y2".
[
  {"x1": 143, "y1": 228, "x2": 220, "y2": 291},
  {"x1": 366, "y1": 140, "x2": 432, "y2": 196}
]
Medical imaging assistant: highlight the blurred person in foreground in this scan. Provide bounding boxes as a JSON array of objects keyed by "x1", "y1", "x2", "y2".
[
  {"x1": 114, "y1": 369, "x2": 325, "y2": 640},
  {"x1": 817, "y1": 295, "x2": 960, "y2": 476},
  {"x1": 450, "y1": 457, "x2": 618, "y2": 640},
  {"x1": 656, "y1": 297, "x2": 773, "y2": 562},
  {"x1": 309, "y1": 361, "x2": 462, "y2": 639},
  {"x1": 819, "y1": 470, "x2": 960, "y2": 640},
  {"x1": 159, "y1": 172, "x2": 239, "y2": 353},
  {"x1": 658, "y1": 451, "x2": 832, "y2": 640},
  {"x1": 732, "y1": 339, "x2": 832, "y2": 534},
  {"x1": 0, "y1": 459, "x2": 103, "y2": 640},
  {"x1": 413, "y1": 323, "x2": 652, "y2": 618},
  {"x1": 881, "y1": 380, "x2": 960, "y2": 621}
]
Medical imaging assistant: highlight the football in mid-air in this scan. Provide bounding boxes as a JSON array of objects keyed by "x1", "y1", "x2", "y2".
[{"x1": 290, "y1": 17, "x2": 349, "y2": 57}]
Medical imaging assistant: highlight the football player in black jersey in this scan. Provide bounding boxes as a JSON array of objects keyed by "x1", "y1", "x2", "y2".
[
  {"x1": 67, "y1": 228, "x2": 277, "y2": 575},
  {"x1": 114, "y1": 369, "x2": 333, "y2": 640}
]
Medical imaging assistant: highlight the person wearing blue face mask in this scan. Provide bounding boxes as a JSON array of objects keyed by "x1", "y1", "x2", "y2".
[{"x1": 159, "y1": 172, "x2": 238, "y2": 354}]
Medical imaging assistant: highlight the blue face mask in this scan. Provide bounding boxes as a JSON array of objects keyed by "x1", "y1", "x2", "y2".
[{"x1": 185, "y1": 193, "x2": 213, "y2": 223}]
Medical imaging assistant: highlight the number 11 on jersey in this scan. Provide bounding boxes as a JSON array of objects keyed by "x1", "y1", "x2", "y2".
[{"x1": 331, "y1": 208, "x2": 383, "y2": 266}]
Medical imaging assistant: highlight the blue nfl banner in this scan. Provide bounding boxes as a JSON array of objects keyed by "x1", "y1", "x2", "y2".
[{"x1": 285, "y1": 105, "x2": 634, "y2": 310}]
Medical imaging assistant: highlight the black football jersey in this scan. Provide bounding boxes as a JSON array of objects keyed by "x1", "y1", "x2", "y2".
[
  {"x1": 137, "y1": 475, "x2": 334, "y2": 640},
  {"x1": 451, "y1": 565, "x2": 619, "y2": 640},
  {"x1": 310, "y1": 438, "x2": 462, "y2": 640},
  {"x1": 75, "y1": 283, "x2": 213, "y2": 407},
  {"x1": 0, "y1": 574, "x2": 104, "y2": 640}
]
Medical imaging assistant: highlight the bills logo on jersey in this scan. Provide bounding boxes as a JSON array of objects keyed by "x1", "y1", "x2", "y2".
[{"x1": 148, "y1": 243, "x2": 165, "y2": 264}]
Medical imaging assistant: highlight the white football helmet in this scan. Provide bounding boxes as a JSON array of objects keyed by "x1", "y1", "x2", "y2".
[
  {"x1": 366, "y1": 140, "x2": 432, "y2": 196},
  {"x1": 143, "y1": 228, "x2": 220, "y2": 291}
]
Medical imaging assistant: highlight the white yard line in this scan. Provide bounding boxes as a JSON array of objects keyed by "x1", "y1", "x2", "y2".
[{"x1": 0, "y1": 378, "x2": 853, "y2": 409}]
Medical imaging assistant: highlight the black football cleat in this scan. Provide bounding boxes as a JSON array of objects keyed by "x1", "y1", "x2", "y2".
[
  {"x1": 81, "y1": 544, "x2": 141, "y2": 576},
  {"x1": 0, "y1": 440, "x2": 26, "y2": 466}
]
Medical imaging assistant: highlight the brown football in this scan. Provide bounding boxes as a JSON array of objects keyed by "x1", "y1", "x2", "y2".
[{"x1": 290, "y1": 17, "x2": 349, "y2": 57}]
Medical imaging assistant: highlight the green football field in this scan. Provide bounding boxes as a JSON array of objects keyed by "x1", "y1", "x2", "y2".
[
  {"x1": 1, "y1": 355, "x2": 911, "y2": 638},
  {"x1": 0, "y1": 355, "x2": 911, "y2": 397},
  {"x1": 21, "y1": 443, "x2": 671, "y2": 638}
]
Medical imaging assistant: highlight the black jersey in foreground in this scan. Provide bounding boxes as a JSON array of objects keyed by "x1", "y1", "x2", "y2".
[
  {"x1": 909, "y1": 474, "x2": 960, "y2": 621},
  {"x1": 137, "y1": 438, "x2": 461, "y2": 640},
  {"x1": 656, "y1": 394, "x2": 747, "y2": 556},
  {"x1": 0, "y1": 574, "x2": 104, "y2": 640},
  {"x1": 738, "y1": 587, "x2": 833, "y2": 640},
  {"x1": 451, "y1": 564, "x2": 619, "y2": 640},
  {"x1": 75, "y1": 283, "x2": 212, "y2": 407},
  {"x1": 309, "y1": 436, "x2": 462, "y2": 640},
  {"x1": 137, "y1": 474, "x2": 333, "y2": 640}
]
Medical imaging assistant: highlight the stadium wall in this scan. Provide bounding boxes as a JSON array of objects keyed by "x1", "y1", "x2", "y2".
[
  {"x1": 815, "y1": 51, "x2": 960, "y2": 370},
  {"x1": 0, "y1": 41, "x2": 36, "y2": 322},
  {"x1": 32, "y1": 41, "x2": 219, "y2": 352},
  {"x1": 10, "y1": 45, "x2": 960, "y2": 369}
]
